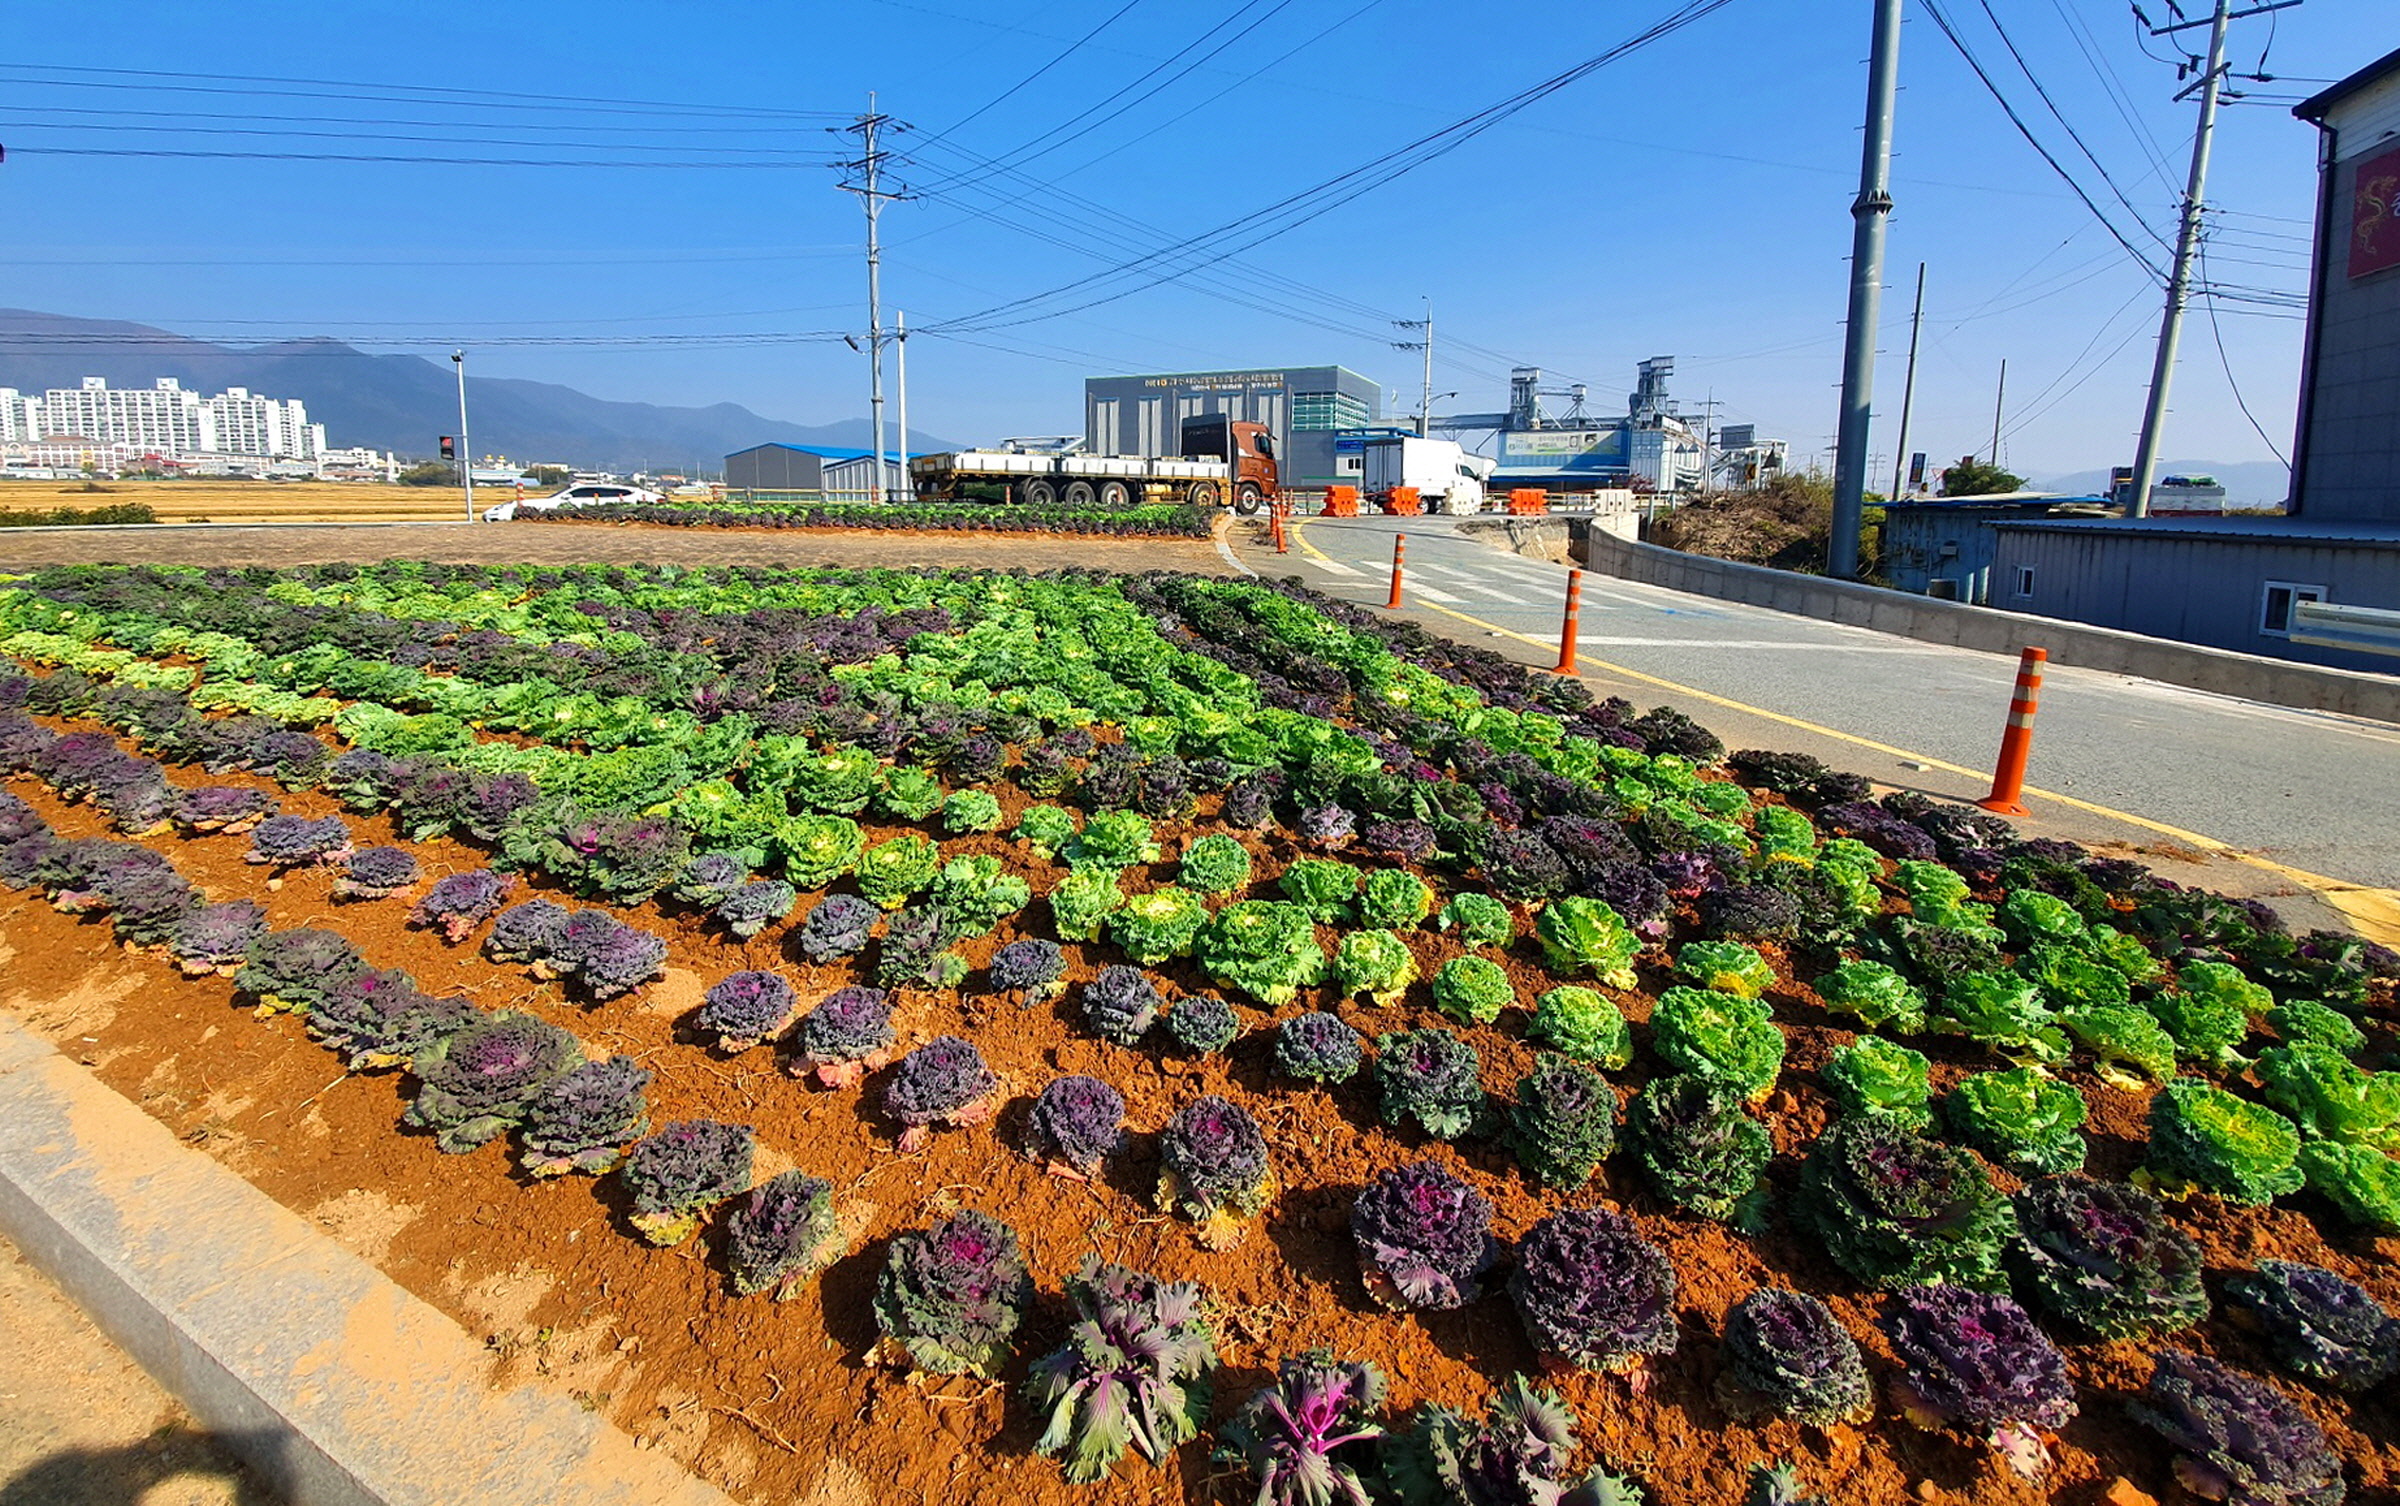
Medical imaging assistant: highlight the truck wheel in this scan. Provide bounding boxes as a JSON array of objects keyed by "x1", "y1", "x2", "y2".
[
  {"x1": 1234, "y1": 483, "x2": 1265, "y2": 515},
  {"x1": 1061, "y1": 479, "x2": 1097, "y2": 507},
  {"x1": 1186, "y1": 479, "x2": 1222, "y2": 508},
  {"x1": 1022, "y1": 477, "x2": 1060, "y2": 507},
  {"x1": 1097, "y1": 480, "x2": 1132, "y2": 509}
]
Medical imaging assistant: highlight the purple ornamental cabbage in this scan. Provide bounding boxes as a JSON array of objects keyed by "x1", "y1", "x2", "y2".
[
  {"x1": 1349, "y1": 1160, "x2": 1499, "y2": 1311},
  {"x1": 672, "y1": 851, "x2": 748, "y2": 908},
  {"x1": 1081, "y1": 964, "x2": 1162, "y2": 1046},
  {"x1": 873, "y1": 1209, "x2": 1034, "y2": 1377},
  {"x1": 2223, "y1": 1260, "x2": 2400, "y2": 1392},
  {"x1": 168, "y1": 900, "x2": 269, "y2": 977},
  {"x1": 725, "y1": 1169, "x2": 843, "y2": 1299},
  {"x1": 306, "y1": 967, "x2": 478, "y2": 1071},
  {"x1": 96, "y1": 863, "x2": 199, "y2": 946},
  {"x1": 1360, "y1": 818, "x2": 1438, "y2": 862},
  {"x1": 331, "y1": 845, "x2": 421, "y2": 901},
  {"x1": 1299, "y1": 804, "x2": 1357, "y2": 851},
  {"x1": 1158, "y1": 1094, "x2": 1274, "y2": 1249},
  {"x1": 1508, "y1": 1207, "x2": 1678, "y2": 1373},
  {"x1": 1026, "y1": 1074, "x2": 1127, "y2": 1178},
  {"x1": 327, "y1": 749, "x2": 404, "y2": 811},
  {"x1": 404, "y1": 1010, "x2": 583, "y2": 1154},
  {"x1": 0, "y1": 791, "x2": 40, "y2": 846},
  {"x1": 796, "y1": 892, "x2": 877, "y2": 962},
  {"x1": 988, "y1": 937, "x2": 1067, "y2": 1005},
  {"x1": 712, "y1": 879, "x2": 797, "y2": 939},
  {"x1": 170, "y1": 785, "x2": 276, "y2": 835},
  {"x1": 1222, "y1": 1354, "x2": 1387, "y2": 1506},
  {"x1": 2130, "y1": 1351, "x2": 2345, "y2": 1506},
  {"x1": 408, "y1": 869, "x2": 516, "y2": 943},
  {"x1": 518, "y1": 1054, "x2": 651, "y2": 1177},
  {"x1": 1884, "y1": 1284, "x2": 2076, "y2": 1478},
  {"x1": 0, "y1": 832, "x2": 58, "y2": 891},
  {"x1": 696, "y1": 970, "x2": 798, "y2": 1053},
  {"x1": 1719, "y1": 1288, "x2": 1872, "y2": 1426},
  {"x1": 464, "y1": 771, "x2": 539, "y2": 842},
  {"x1": 244, "y1": 813, "x2": 354, "y2": 868},
  {"x1": 2007, "y1": 1174, "x2": 2207, "y2": 1341},
  {"x1": 485, "y1": 897, "x2": 570, "y2": 963},
  {"x1": 621, "y1": 1118, "x2": 754, "y2": 1246},
  {"x1": 883, "y1": 1036, "x2": 1002, "y2": 1149},
  {"x1": 542, "y1": 910, "x2": 668, "y2": 1000},
  {"x1": 790, "y1": 985, "x2": 895, "y2": 1088},
  {"x1": 1024, "y1": 1259, "x2": 1220, "y2": 1484},
  {"x1": 233, "y1": 927, "x2": 367, "y2": 1017}
]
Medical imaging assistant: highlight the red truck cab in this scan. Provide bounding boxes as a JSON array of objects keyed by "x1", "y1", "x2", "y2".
[{"x1": 1179, "y1": 415, "x2": 1279, "y2": 513}]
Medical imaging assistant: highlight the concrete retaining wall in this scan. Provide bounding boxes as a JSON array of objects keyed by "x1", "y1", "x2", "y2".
[{"x1": 1576, "y1": 528, "x2": 2400, "y2": 725}]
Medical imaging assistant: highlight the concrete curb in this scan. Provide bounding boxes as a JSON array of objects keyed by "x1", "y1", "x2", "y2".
[{"x1": 0, "y1": 1017, "x2": 737, "y2": 1506}]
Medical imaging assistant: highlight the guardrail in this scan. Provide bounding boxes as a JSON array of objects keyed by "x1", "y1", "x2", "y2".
[{"x1": 2291, "y1": 600, "x2": 2400, "y2": 659}]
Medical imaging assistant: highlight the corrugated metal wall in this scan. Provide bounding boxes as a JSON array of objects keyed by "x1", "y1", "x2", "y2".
[
  {"x1": 723, "y1": 445, "x2": 822, "y2": 493},
  {"x1": 2298, "y1": 141, "x2": 2400, "y2": 523}
]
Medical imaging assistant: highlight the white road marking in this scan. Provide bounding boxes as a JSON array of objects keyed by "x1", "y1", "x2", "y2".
[{"x1": 1303, "y1": 556, "x2": 1360, "y2": 576}]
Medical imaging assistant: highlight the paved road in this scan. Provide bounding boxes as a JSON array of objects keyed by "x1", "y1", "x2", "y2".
[{"x1": 1243, "y1": 513, "x2": 2400, "y2": 930}]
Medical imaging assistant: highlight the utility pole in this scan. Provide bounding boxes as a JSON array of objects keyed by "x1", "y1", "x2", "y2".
[
  {"x1": 1393, "y1": 301, "x2": 1433, "y2": 436},
  {"x1": 1890, "y1": 262, "x2": 1926, "y2": 500},
  {"x1": 1828, "y1": 0, "x2": 1904, "y2": 579},
  {"x1": 451, "y1": 350, "x2": 474, "y2": 523},
  {"x1": 1989, "y1": 359, "x2": 2008, "y2": 467},
  {"x1": 2127, "y1": 0, "x2": 2242, "y2": 519},
  {"x1": 895, "y1": 310, "x2": 909, "y2": 503},
  {"x1": 1701, "y1": 387, "x2": 1714, "y2": 495},
  {"x1": 839, "y1": 95, "x2": 905, "y2": 503}
]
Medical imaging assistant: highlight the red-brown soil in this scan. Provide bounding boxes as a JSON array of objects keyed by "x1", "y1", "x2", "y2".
[{"x1": 3, "y1": 725, "x2": 2396, "y2": 1506}]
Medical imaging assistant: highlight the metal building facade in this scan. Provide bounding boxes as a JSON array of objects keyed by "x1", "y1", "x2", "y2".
[
  {"x1": 2294, "y1": 50, "x2": 2400, "y2": 522},
  {"x1": 1083, "y1": 366, "x2": 1380, "y2": 491},
  {"x1": 724, "y1": 443, "x2": 825, "y2": 494},
  {"x1": 1879, "y1": 497, "x2": 2105, "y2": 604},
  {"x1": 1988, "y1": 516, "x2": 2400, "y2": 674}
]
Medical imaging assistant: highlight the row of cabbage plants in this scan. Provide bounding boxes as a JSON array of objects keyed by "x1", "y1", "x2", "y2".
[
  {"x1": 517, "y1": 497, "x2": 1213, "y2": 536},
  {"x1": 0, "y1": 559, "x2": 2392, "y2": 1501}
]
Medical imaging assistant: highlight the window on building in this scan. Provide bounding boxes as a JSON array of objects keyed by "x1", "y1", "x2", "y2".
[
  {"x1": 2259, "y1": 581, "x2": 2325, "y2": 637},
  {"x1": 2012, "y1": 566, "x2": 2035, "y2": 598}
]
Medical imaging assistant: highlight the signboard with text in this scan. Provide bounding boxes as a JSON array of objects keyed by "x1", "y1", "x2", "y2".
[{"x1": 2350, "y1": 144, "x2": 2400, "y2": 279}]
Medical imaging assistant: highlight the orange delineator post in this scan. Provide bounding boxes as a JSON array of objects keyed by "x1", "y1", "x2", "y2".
[
  {"x1": 1976, "y1": 647, "x2": 2048, "y2": 817},
  {"x1": 1386, "y1": 533, "x2": 1407, "y2": 609},
  {"x1": 1272, "y1": 501, "x2": 1289, "y2": 554},
  {"x1": 1553, "y1": 569, "x2": 1584, "y2": 674}
]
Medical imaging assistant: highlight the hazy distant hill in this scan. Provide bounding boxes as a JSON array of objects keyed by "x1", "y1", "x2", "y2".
[
  {"x1": 2028, "y1": 459, "x2": 2291, "y2": 508},
  {"x1": 0, "y1": 309, "x2": 956, "y2": 470}
]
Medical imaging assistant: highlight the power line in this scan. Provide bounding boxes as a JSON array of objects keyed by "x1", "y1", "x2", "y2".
[
  {"x1": 0, "y1": 62, "x2": 847, "y2": 120},
  {"x1": 2198, "y1": 241, "x2": 2291, "y2": 465},
  {"x1": 6, "y1": 146, "x2": 841, "y2": 169},
  {"x1": 921, "y1": 0, "x2": 1154, "y2": 143},
  {"x1": 1973, "y1": 0, "x2": 2175, "y2": 252}
]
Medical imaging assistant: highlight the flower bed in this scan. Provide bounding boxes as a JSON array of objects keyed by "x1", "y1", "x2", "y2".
[
  {"x1": 0, "y1": 558, "x2": 2393, "y2": 1505},
  {"x1": 519, "y1": 498, "x2": 1212, "y2": 537}
]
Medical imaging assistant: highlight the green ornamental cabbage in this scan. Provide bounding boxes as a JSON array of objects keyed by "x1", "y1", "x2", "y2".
[
  {"x1": 2061, "y1": 1004, "x2": 2179, "y2": 1089},
  {"x1": 1814, "y1": 959, "x2": 1929, "y2": 1035},
  {"x1": 1675, "y1": 940, "x2": 1776, "y2": 1000},
  {"x1": 2298, "y1": 1141, "x2": 2400, "y2": 1232},
  {"x1": 1357, "y1": 868, "x2": 1435, "y2": 930},
  {"x1": 771, "y1": 814, "x2": 863, "y2": 893},
  {"x1": 1067, "y1": 809, "x2": 1161, "y2": 870},
  {"x1": 1430, "y1": 955, "x2": 1514, "y2": 1026},
  {"x1": 2146, "y1": 980, "x2": 2254, "y2": 1068},
  {"x1": 1526, "y1": 986, "x2": 1632, "y2": 1071},
  {"x1": 2143, "y1": 1078, "x2": 2305, "y2": 1205},
  {"x1": 1104, "y1": 885, "x2": 1211, "y2": 966},
  {"x1": 1822, "y1": 1036, "x2": 1933, "y2": 1130},
  {"x1": 941, "y1": 788, "x2": 1004, "y2": 835},
  {"x1": 1895, "y1": 860, "x2": 1974, "y2": 926},
  {"x1": 928, "y1": 855, "x2": 1032, "y2": 936},
  {"x1": 1279, "y1": 858, "x2": 1362, "y2": 924},
  {"x1": 1933, "y1": 970, "x2": 2068, "y2": 1063},
  {"x1": 1651, "y1": 986, "x2": 1785, "y2": 1103},
  {"x1": 2022, "y1": 945, "x2": 2134, "y2": 1013},
  {"x1": 2267, "y1": 999, "x2": 2366, "y2": 1056},
  {"x1": 1011, "y1": 804, "x2": 1078, "y2": 862},
  {"x1": 1048, "y1": 868, "x2": 1126, "y2": 943},
  {"x1": 1532, "y1": 897, "x2": 1641, "y2": 989},
  {"x1": 1435, "y1": 890, "x2": 1514, "y2": 949},
  {"x1": 2256, "y1": 1043, "x2": 2400, "y2": 1149},
  {"x1": 1178, "y1": 833, "x2": 1253, "y2": 895},
  {"x1": 1195, "y1": 901, "x2": 1328, "y2": 1009},
  {"x1": 877, "y1": 767, "x2": 945, "y2": 822},
  {"x1": 1941, "y1": 1068, "x2": 2088, "y2": 1175},
  {"x1": 857, "y1": 833, "x2": 941, "y2": 910},
  {"x1": 1333, "y1": 929, "x2": 1420, "y2": 1009},
  {"x1": 1999, "y1": 888, "x2": 2088, "y2": 949}
]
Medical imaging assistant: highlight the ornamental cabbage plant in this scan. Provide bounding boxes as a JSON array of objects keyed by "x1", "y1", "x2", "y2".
[
  {"x1": 1067, "y1": 808, "x2": 1161, "y2": 870},
  {"x1": 168, "y1": 899, "x2": 268, "y2": 977},
  {"x1": 1381, "y1": 1376, "x2": 1642, "y2": 1506},
  {"x1": 405, "y1": 1010, "x2": 582, "y2": 1154},
  {"x1": 1795, "y1": 1117, "x2": 2010, "y2": 1290},
  {"x1": 1334, "y1": 928, "x2": 1419, "y2": 1009},
  {"x1": 884, "y1": 1036, "x2": 1001, "y2": 1149},
  {"x1": 1026, "y1": 1259, "x2": 1218, "y2": 1484},
  {"x1": 1081, "y1": 964, "x2": 1162, "y2": 1046},
  {"x1": 725, "y1": 1170, "x2": 842, "y2": 1299},
  {"x1": 1349, "y1": 1160, "x2": 1498, "y2": 1310},
  {"x1": 1627, "y1": 1074, "x2": 1771, "y2": 1225},
  {"x1": 1821, "y1": 1036, "x2": 1932, "y2": 1130},
  {"x1": 941, "y1": 788, "x2": 1003, "y2": 835},
  {"x1": 1166, "y1": 994, "x2": 1241, "y2": 1055},
  {"x1": 928, "y1": 855, "x2": 1031, "y2": 936},
  {"x1": 485, "y1": 898, "x2": 570, "y2": 964},
  {"x1": 1221, "y1": 1353, "x2": 1387, "y2": 1506},
  {"x1": 1885, "y1": 1285, "x2": 2075, "y2": 1479},
  {"x1": 1533, "y1": 897, "x2": 1640, "y2": 988},
  {"x1": 1719, "y1": 1289, "x2": 1870, "y2": 1426},
  {"x1": 2256, "y1": 1042, "x2": 2400, "y2": 1148},
  {"x1": 1196, "y1": 900, "x2": 1327, "y2": 1009},
  {"x1": 790, "y1": 985, "x2": 895, "y2": 1087},
  {"x1": 988, "y1": 938, "x2": 1067, "y2": 1005},
  {"x1": 408, "y1": 870, "x2": 515, "y2": 944},
  {"x1": 235, "y1": 927, "x2": 366, "y2": 1018},
  {"x1": 858, "y1": 832, "x2": 940, "y2": 909},
  {"x1": 712, "y1": 880, "x2": 797, "y2": 940},
  {"x1": 2008, "y1": 1174, "x2": 2207, "y2": 1340},
  {"x1": 772, "y1": 814, "x2": 863, "y2": 892},
  {"x1": 696, "y1": 971, "x2": 798, "y2": 1053},
  {"x1": 1012, "y1": 803, "x2": 1077, "y2": 863},
  {"x1": 1932, "y1": 970, "x2": 2068, "y2": 1064},
  {"x1": 2130, "y1": 1351, "x2": 2344, "y2": 1506},
  {"x1": 1158, "y1": 1094, "x2": 1275, "y2": 1248},
  {"x1": 1357, "y1": 869, "x2": 1434, "y2": 930},
  {"x1": 1507, "y1": 1056, "x2": 1616, "y2": 1189},
  {"x1": 1675, "y1": 940, "x2": 1776, "y2": 1000},
  {"x1": 1274, "y1": 1011, "x2": 1366, "y2": 1085},
  {"x1": 1651, "y1": 987, "x2": 1785, "y2": 1103},
  {"x1": 1178, "y1": 832, "x2": 1252, "y2": 895},
  {"x1": 1526, "y1": 986, "x2": 1631, "y2": 1070},
  {"x1": 796, "y1": 892, "x2": 877, "y2": 962},
  {"x1": 1941, "y1": 1068, "x2": 2088, "y2": 1175},
  {"x1": 1508, "y1": 1207, "x2": 1677, "y2": 1373},
  {"x1": 873, "y1": 1209, "x2": 1034, "y2": 1378},
  {"x1": 1279, "y1": 858, "x2": 1361, "y2": 923},
  {"x1": 1026, "y1": 1075, "x2": 1126, "y2": 1178},
  {"x1": 2298, "y1": 1140, "x2": 2400, "y2": 1232},
  {"x1": 307, "y1": 969, "x2": 476, "y2": 1073},
  {"x1": 2143, "y1": 1078, "x2": 2305, "y2": 1205},
  {"x1": 1373, "y1": 1030, "x2": 1483, "y2": 1140},
  {"x1": 2223, "y1": 1260, "x2": 2400, "y2": 1392},
  {"x1": 1105, "y1": 883, "x2": 1210, "y2": 965},
  {"x1": 877, "y1": 767, "x2": 944, "y2": 823},
  {"x1": 1048, "y1": 866, "x2": 1124, "y2": 943},
  {"x1": 1430, "y1": 955, "x2": 1514, "y2": 1026},
  {"x1": 1434, "y1": 890, "x2": 1514, "y2": 950},
  {"x1": 519, "y1": 1055, "x2": 651, "y2": 1177},
  {"x1": 331, "y1": 845, "x2": 420, "y2": 901},
  {"x1": 2267, "y1": 1000, "x2": 2365, "y2": 1056}
]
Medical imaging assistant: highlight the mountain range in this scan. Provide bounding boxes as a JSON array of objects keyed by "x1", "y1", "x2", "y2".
[{"x1": 0, "y1": 310, "x2": 956, "y2": 470}]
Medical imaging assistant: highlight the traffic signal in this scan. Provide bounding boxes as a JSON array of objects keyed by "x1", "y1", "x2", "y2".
[{"x1": 439, "y1": 436, "x2": 456, "y2": 460}]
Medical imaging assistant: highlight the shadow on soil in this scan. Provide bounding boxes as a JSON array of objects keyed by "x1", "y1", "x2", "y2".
[{"x1": 0, "y1": 1430, "x2": 278, "y2": 1506}]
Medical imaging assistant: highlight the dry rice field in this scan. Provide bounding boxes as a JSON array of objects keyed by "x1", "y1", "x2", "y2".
[{"x1": 0, "y1": 479, "x2": 482, "y2": 525}]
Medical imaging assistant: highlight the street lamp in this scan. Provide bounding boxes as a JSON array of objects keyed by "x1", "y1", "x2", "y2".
[{"x1": 452, "y1": 350, "x2": 476, "y2": 523}]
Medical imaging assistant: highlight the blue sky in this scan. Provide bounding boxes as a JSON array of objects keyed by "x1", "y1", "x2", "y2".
[{"x1": 1, "y1": 0, "x2": 2381, "y2": 481}]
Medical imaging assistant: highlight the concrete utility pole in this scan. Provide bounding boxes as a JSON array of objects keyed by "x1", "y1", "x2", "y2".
[
  {"x1": 895, "y1": 309, "x2": 909, "y2": 503},
  {"x1": 1989, "y1": 358, "x2": 2008, "y2": 466},
  {"x1": 1393, "y1": 302, "x2": 1434, "y2": 435},
  {"x1": 1828, "y1": 0, "x2": 1904, "y2": 578},
  {"x1": 840, "y1": 95, "x2": 904, "y2": 503},
  {"x1": 2126, "y1": 0, "x2": 2238, "y2": 519},
  {"x1": 1890, "y1": 262, "x2": 1925, "y2": 500},
  {"x1": 452, "y1": 350, "x2": 475, "y2": 523}
]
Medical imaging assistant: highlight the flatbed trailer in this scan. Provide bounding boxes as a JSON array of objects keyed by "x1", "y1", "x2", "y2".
[{"x1": 909, "y1": 415, "x2": 1279, "y2": 513}]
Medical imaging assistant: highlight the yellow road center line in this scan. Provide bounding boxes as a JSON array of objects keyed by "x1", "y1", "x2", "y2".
[{"x1": 1276, "y1": 518, "x2": 2400, "y2": 944}]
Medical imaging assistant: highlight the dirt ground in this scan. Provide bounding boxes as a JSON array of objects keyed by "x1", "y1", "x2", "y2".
[
  {"x1": 0, "y1": 520, "x2": 1231, "y2": 574},
  {"x1": 0, "y1": 1235, "x2": 269, "y2": 1505}
]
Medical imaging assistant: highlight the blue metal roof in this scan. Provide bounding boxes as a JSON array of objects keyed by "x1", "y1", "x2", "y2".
[
  {"x1": 728, "y1": 441, "x2": 918, "y2": 462},
  {"x1": 1988, "y1": 514, "x2": 2400, "y2": 548},
  {"x1": 1881, "y1": 493, "x2": 2110, "y2": 511}
]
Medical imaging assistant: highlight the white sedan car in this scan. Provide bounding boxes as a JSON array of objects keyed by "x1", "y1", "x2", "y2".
[{"x1": 482, "y1": 482, "x2": 667, "y2": 522}]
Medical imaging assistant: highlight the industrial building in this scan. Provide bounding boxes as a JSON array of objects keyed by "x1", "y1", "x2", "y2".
[
  {"x1": 724, "y1": 441, "x2": 902, "y2": 502},
  {"x1": 1431, "y1": 358, "x2": 1780, "y2": 494},
  {"x1": 1082, "y1": 366, "x2": 1380, "y2": 491},
  {"x1": 1878, "y1": 494, "x2": 2110, "y2": 604}
]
